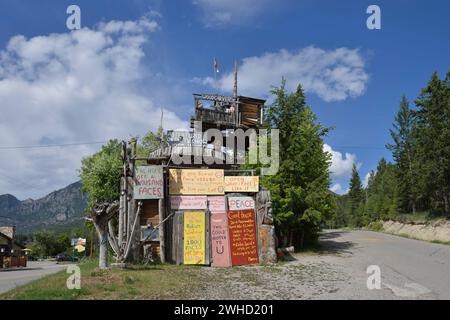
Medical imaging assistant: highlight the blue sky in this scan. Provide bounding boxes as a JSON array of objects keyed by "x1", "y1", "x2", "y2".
[{"x1": 0, "y1": 0, "x2": 448, "y2": 199}]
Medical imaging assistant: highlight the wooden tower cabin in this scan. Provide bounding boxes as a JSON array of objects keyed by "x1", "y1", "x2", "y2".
[{"x1": 111, "y1": 70, "x2": 277, "y2": 267}]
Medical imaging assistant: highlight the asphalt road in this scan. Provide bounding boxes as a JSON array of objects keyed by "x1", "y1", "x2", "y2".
[
  {"x1": 309, "y1": 230, "x2": 450, "y2": 299},
  {"x1": 0, "y1": 261, "x2": 67, "y2": 294}
]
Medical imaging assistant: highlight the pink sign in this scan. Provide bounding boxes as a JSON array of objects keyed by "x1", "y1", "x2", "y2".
[
  {"x1": 210, "y1": 212, "x2": 232, "y2": 267},
  {"x1": 208, "y1": 196, "x2": 226, "y2": 213},
  {"x1": 170, "y1": 196, "x2": 207, "y2": 210}
]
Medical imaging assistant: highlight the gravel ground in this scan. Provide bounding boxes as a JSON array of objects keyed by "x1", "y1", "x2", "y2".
[{"x1": 183, "y1": 230, "x2": 450, "y2": 300}]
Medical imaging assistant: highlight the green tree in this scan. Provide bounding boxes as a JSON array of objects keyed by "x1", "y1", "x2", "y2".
[
  {"x1": 363, "y1": 159, "x2": 399, "y2": 222},
  {"x1": 79, "y1": 140, "x2": 122, "y2": 209},
  {"x1": 347, "y1": 163, "x2": 364, "y2": 226},
  {"x1": 386, "y1": 96, "x2": 418, "y2": 214},
  {"x1": 414, "y1": 71, "x2": 450, "y2": 214},
  {"x1": 261, "y1": 80, "x2": 335, "y2": 248}
]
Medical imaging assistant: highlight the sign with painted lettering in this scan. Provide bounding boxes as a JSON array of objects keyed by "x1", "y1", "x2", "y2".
[
  {"x1": 228, "y1": 209, "x2": 258, "y2": 266},
  {"x1": 224, "y1": 176, "x2": 259, "y2": 192},
  {"x1": 170, "y1": 196, "x2": 207, "y2": 210},
  {"x1": 183, "y1": 211, "x2": 206, "y2": 265},
  {"x1": 134, "y1": 166, "x2": 164, "y2": 199},
  {"x1": 210, "y1": 212, "x2": 231, "y2": 267},
  {"x1": 208, "y1": 196, "x2": 226, "y2": 213},
  {"x1": 169, "y1": 169, "x2": 224, "y2": 195},
  {"x1": 228, "y1": 196, "x2": 255, "y2": 211}
]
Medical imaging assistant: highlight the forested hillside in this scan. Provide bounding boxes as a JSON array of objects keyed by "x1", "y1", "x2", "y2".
[{"x1": 335, "y1": 71, "x2": 450, "y2": 227}]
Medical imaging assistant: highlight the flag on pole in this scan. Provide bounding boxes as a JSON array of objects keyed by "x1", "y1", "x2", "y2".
[{"x1": 213, "y1": 58, "x2": 219, "y2": 73}]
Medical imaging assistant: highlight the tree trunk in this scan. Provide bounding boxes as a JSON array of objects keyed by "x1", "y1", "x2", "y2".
[
  {"x1": 443, "y1": 192, "x2": 449, "y2": 216},
  {"x1": 95, "y1": 222, "x2": 109, "y2": 269}
]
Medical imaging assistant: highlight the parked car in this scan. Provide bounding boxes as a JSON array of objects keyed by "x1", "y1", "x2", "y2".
[{"x1": 55, "y1": 253, "x2": 79, "y2": 262}]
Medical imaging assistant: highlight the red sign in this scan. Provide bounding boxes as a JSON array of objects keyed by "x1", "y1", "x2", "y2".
[
  {"x1": 210, "y1": 212, "x2": 231, "y2": 267},
  {"x1": 228, "y1": 209, "x2": 259, "y2": 266}
]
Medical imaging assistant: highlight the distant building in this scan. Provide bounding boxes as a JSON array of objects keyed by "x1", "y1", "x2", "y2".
[{"x1": 0, "y1": 226, "x2": 26, "y2": 268}]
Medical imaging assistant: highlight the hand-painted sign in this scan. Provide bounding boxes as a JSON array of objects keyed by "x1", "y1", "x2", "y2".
[
  {"x1": 228, "y1": 209, "x2": 259, "y2": 266},
  {"x1": 228, "y1": 197, "x2": 255, "y2": 211},
  {"x1": 210, "y1": 212, "x2": 231, "y2": 267},
  {"x1": 183, "y1": 211, "x2": 206, "y2": 265},
  {"x1": 169, "y1": 169, "x2": 224, "y2": 195},
  {"x1": 134, "y1": 166, "x2": 164, "y2": 199},
  {"x1": 224, "y1": 176, "x2": 259, "y2": 192},
  {"x1": 71, "y1": 238, "x2": 86, "y2": 247},
  {"x1": 208, "y1": 196, "x2": 226, "y2": 213},
  {"x1": 170, "y1": 196, "x2": 207, "y2": 210}
]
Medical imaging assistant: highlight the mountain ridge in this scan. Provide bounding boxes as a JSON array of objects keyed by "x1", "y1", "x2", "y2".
[{"x1": 0, "y1": 181, "x2": 88, "y2": 234}]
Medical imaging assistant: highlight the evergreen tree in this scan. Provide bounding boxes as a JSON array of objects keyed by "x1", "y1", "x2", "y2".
[
  {"x1": 414, "y1": 71, "x2": 450, "y2": 214},
  {"x1": 347, "y1": 163, "x2": 364, "y2": 226},
  {"x1": 386, "y1": 96, "x2": 418, "y2": 214},
  {"x1": 262, "y1": 80, "x2": 335, "y2": 248}
]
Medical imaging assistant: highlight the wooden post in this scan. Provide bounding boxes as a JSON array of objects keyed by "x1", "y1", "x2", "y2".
[{"x1": 158, "y1": 198, "x2": 166, "y2": 263}]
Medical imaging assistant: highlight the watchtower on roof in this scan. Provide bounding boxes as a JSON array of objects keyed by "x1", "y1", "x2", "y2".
[{"x1": 191, "y1": 93, "x2": 265, "y2": 131}]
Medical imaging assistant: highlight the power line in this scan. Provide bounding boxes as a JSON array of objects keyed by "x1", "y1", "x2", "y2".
[{"x1": 0, "y1": 141, "x2": 107, "y2": 150}]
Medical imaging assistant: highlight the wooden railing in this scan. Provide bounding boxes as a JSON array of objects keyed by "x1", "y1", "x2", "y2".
[{"x1": 194, "y1": 108, "x2": 236, "y2": 126}]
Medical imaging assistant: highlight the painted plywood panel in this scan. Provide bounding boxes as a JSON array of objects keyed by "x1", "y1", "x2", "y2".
[
  {"x1": 170, "y1": 196, "x2": 207, "y2": 210},
  {"x1": 210, "y1": 212, "x2": 231, "y2": 267},
  {"x1": 224, "y1": 176, "x2": 259, "y2": 192},
  {"x1": 228, "y1": 197, "x2": 255, "y2": 211},
  {"x1": 169, "y1": 169, "x2": 225, "y2": 195},
  {"x1": 228, "y1": 209, "x2": 259, "y2": 266},
  {"x1": 134, "y1": 166, "x2": 164, "y2": 199},
  {"x1": 183, "y1": 211, "x2": 206, "y2": 265},
  {"x1": 208, "y1": 196, "x2": 226, "y2": 213}
]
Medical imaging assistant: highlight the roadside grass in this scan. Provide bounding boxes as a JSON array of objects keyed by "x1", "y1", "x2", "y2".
[
  {"x1": 0, "y1": 259, "x2": 211, "y2": 300},
  {"x1": 390, "y1": 211, "x2": 447, "y2": 223}
]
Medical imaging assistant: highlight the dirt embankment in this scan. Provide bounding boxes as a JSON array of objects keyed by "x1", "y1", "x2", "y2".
[{"x1": 382, "y1": 219, "x2": 450, "y2": 243}]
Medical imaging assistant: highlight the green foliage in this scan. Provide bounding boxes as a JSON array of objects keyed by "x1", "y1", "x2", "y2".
[
  {"x1": 386, "y1": 96, "x2": 419, "y2": 214},
  {"x1": 30, "y1": 231, "x2": 71, "y2": 257},
  {"x1": 363, "y1": 159, "x2": 399, "y2": 221},
  {"x1": 79, "y1": 139, "x2": 122, "y2": 209},
  {"x1": 337, "y1": 70, "x2": 450, "y2": 227},
  {"x1": 413, "y1": 71, "x2": 450, "y2": 214},
  {"x1": 254, "y1": 80, "x2": 335, "y2": 247},
  {"x1": 347, "y1": 164, "x2": 364, "y2": 226}
]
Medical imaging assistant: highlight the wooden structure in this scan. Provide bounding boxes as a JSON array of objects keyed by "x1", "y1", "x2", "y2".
[
  {"x1": 0, "y1": 227, "x2": 27, "y2": 269},
  {"x1": 191, "y1": 94, "x2": 265, "y2": 130},
  {"x1": 105, "y1": 90, "x2": 276, "y2": 267}
]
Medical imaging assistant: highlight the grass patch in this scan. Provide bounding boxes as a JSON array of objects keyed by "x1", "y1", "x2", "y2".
[
  {"x1": 0, "y1": 259, "x2": 212, "y2": 300},
  {"x1": 391, "y1": 211, "x2": 447, "y2": 223}
]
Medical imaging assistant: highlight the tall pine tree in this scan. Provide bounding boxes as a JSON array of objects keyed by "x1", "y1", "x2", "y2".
[
  {"x1": 347, "y1": 163, "x2": 364, "y2": 226},
  {"x1": 387, "y1": 96, "x2": 418, "y2": 214},
  {"x1": 263, "y1": 80, "x2": 335, "y2": 248},
  {"x1": 414, "y1": 71, "x2": 450, "y2": 214}
]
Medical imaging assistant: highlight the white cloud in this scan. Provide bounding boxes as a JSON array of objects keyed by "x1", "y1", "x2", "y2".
[
  {"x1": 323, "y1": 144, "x2": 359, "y2": 180},
  {"x1": 363, "y1": 170, "x2": 375, "y2": 188},
  {"x1": 0, "y1": 16, "x2": 187, "y2": 199},
  {"x1": 329, "y1": 183, "x2": 348, "y2": 195},
  {"x1": 193, "y1": 0, "x2": 274, "y2": 27},
  {"x1": 199, "y1": 47, "x2": 368, "y2": 102}
]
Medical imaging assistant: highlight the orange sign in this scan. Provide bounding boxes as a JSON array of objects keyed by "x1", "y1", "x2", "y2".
[
  {"x1": 224, "y1": 176, "x2": 259, "y2": 192},
  {"x1": 169, "y1": 169, "x2": 224, "y2": 195}
]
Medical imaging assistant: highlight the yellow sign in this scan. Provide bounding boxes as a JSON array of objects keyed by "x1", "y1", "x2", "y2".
[
  {"x1": 183, "y1": 211, "x2": 206, "y2": 265},
  {"x1": 224, "y1": 176, "x2": 259, "y2": 192},
  {"x1": 169, "y1": 169, "x2": 224, "y2": 195},
  {"x1": 75, "y1": 245, "x2": 85, "y2": 253}
]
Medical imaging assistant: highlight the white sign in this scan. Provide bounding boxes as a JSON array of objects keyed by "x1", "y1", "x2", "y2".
[
  {"x1": 134, "y1": 166, "x2": 164, "y2": 199},
  {"x1": 228, "y1": 197, "x2": 255, "y2": 211}
]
